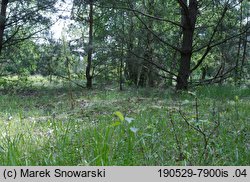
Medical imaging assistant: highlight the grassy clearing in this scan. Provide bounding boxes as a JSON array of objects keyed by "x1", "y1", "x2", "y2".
[{"x1": 0, "y1": 78, "x2": 249, "y2": 165}]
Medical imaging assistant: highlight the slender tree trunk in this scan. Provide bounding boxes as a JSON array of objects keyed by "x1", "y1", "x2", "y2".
[
  {"x1": 0, "y1": 0, "x2": 8, "y2": 55},
  {"x1": 134, "y1": 0, "x2": 156, "y2": 87},
  {"x1": 239, "y1": 5, "x2": 248, "y2": 84},
  {"x1": 86, "y1": 0, "x2": 93, "y2": 89},
  {"x1": 234, "y1": 2, "x2": 243, "y2": 85},
  {"x1": 200, "y1": 66, "x2": 207, "y2": 81},
  {"x1": 119, "y1": 14, "x2": 124, "y2": 91},
  {"x1": 240, "y1": 24, "x2": 248, "y2": 82},
  {"x1": 66, "y1": 57, "x2": 74, "y2": 109},
  {"x1": 125, "y1": 11, "x2": 137, "y2": 85},
  {"x1": 119, "y1": 11, "x2": 126, "y2": 91},
  {"x1": 119, "y1": 53, "x2": 123, "y2": 91},
  {"x1": 176, "y1": 0, "x2": 198, "y2": 90},
  {"x1": 145, "y1": 0, "x2": 155, "y2": 87}
]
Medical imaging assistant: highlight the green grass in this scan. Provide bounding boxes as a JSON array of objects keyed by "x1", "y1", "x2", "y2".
[{"x1": 0, "y1": 78, "x2": 249, "y2": 165}]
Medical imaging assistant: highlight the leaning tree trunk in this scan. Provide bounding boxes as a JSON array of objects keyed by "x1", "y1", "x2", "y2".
[
  {"x1": 86, "y1": 0, "x2": 94, "y2": 89},
  {"x1": 0, "y1": 0, "x2": 8, "y2": 55},
  {"x1": 176, "y1": 0, "x2": 198, "y2": 90}
]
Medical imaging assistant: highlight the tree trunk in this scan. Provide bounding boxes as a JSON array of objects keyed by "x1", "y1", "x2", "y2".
[
  {"x1": 239, "y1": 23, "x2": 248, "y2": 82},
  {"x1": 144, "y1": 0, "x2": 155, "y2": 87},
  {"x1": 0, "y1": 0, "x2": 8, "y2": 54},
  {"x1": 119, "y1": 11, "x2": 126, "y2": 91},
  {"x1": 176, "y1": 0, "x2": 198, "y2": 90},
  {"x1": 200, "y1": 66, "x2": 207, "y2": 81},
  {"x1": 234, "y1": 2, "x2": 243, "y2": 85},
  {"x1": 132, "y1": 0, "x2": 156, "y2": 87},
  {"x1": 176, "y1": 29, "x2": 193, "y2": 90},
  {"x1": 86, "y1": 0, "x2": 93, "y2": 89},
  {"x1": 125, "y1": 11, "x2": 137, "y2": 86}
]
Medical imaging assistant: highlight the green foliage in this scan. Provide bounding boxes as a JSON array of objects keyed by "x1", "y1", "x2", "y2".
[
  {"x1": 1, "y1": 0, "x2": 249, "y2": 88},
  {"x1": 0, "y1": 76, "x2": 32, "y2": 94}
]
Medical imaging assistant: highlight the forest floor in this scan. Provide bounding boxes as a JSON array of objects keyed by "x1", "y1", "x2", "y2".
[{"x1": 0, "y1": 76, "x2": 249, "y2": 165}]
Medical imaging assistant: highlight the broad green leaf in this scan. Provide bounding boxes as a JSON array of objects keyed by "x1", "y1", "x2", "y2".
[
  {"x1": 110, "y1": 121, "x2": 121, "y2": 127},
  {"x1": 114, "y1": 111, "x2": 124, "y2": 121}
]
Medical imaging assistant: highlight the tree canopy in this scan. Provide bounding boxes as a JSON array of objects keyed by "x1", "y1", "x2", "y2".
[{"x1": 0, "y1": 0, "x2": 249, "y2": 90}]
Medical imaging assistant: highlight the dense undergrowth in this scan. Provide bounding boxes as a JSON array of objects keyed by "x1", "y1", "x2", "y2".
[{"x1": 0, "y1": 77, "x2": 249, "y2": 165}]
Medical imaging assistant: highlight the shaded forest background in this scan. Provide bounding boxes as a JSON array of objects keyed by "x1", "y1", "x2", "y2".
[{"x1": 0, "y1": 0, "x2": 249, "y2": 91}]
